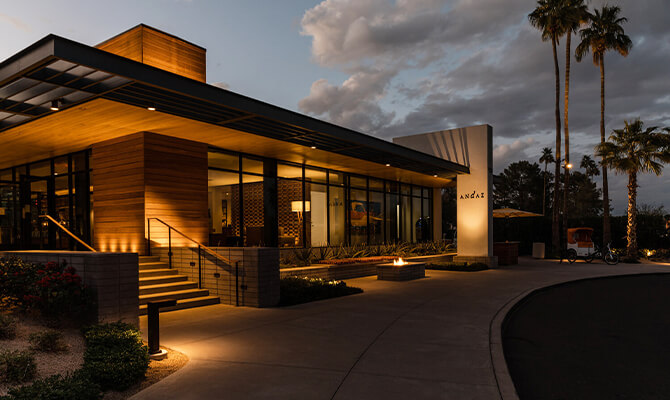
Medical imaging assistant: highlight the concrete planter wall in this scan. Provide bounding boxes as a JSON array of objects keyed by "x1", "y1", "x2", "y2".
[
  {"x1": 154, "y1": 247, "x2": 279, "y2": 307},
  {"x1": 0, "y1": 251, "x2": 139, "y2": 327},
  {"x1": 280, "y1": 252, "x2": 455, "y2": 280}
]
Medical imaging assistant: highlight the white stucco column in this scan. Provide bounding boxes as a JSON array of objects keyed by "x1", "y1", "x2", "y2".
[{"x1": 393, "y1": 124, "x2": 496, "y2": 267}]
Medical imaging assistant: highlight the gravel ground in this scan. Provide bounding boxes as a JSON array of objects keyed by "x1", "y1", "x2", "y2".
[{"x1": 0, "y1": 315, "x2": 84, "y2": 396}]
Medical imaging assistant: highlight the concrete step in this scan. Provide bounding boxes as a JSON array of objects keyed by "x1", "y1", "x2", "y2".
[
  {"x1": 139, "y1": 274, "x2": 188, "y2": 286},
  {"x1": 139, "y1": 261, "x2": 170, "y2": 271},
  {"x1": 139, "y1": 288, "x2": 210, "y2": 305},
  {"x1": 139, "y1": 256, "x2": 161, "y2": 263},
  {"x1": 139, "y1": 268, "x2": 178, "y2": 278},
  {"x1": 139, "y1": 296, "x2": 220, "y2": 315},
  {"x1": 139, "y1": 281, "x2": 198, "y2": 295}
]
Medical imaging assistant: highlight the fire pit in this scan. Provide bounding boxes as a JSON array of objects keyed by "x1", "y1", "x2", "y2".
[{"x1": 377, "y1": 258, "x2": 425, "y2": 281}]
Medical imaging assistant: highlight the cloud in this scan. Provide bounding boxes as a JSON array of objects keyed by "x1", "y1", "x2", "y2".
[
  {"x1": 493, "y1": 137, "x2": 537, "y2": 172},
  {"x1": 298, "y1": 0, "x2": 670, "y2": 213},
  {"x1": 0, "y1": 13, "x2": 31, "y2": 33}
]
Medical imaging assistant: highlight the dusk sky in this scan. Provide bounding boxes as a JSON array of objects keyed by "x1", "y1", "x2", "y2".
[{"x1": 1, "y1": 0, "x2": 668, "y2": 214}]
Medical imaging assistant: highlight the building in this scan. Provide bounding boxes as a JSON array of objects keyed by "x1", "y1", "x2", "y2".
[{"x1": 0, "y1": 25, "x2": 495, "y2": 319}]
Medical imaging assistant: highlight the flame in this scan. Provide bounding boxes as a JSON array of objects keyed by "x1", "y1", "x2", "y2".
[{"x1": 393, "y1": 257, "x2": 408, "y2": 266}]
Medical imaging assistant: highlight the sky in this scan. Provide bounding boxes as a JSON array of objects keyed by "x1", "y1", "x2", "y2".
[{"x1": 1, "y1": 0, "x2": 669, "y2": 215}]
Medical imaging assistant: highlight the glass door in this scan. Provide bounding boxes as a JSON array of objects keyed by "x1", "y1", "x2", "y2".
[{"x1": 0, "y1": 182, "x2": 18, "y2": 250}]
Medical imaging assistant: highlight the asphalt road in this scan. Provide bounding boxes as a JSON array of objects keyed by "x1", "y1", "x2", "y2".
[{"x1": 503, "y1": 273, "x2": 670, "y2": 400}]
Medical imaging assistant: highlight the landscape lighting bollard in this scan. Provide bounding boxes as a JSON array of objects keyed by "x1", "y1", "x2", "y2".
[{"x1": 147, "y1": 299, "x2": 177, "y2": 359}]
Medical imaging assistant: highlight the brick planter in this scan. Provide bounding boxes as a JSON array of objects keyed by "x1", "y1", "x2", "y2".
[{"x1": 377, "y1": 262, "x2": 426, "y2": 281}]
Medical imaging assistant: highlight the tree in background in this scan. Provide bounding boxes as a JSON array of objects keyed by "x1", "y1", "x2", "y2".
[
  {"x1": 493, "y1": 161, "x2": 545, "y2": 213},
  {"x1": 576, "y1": 5, "x2": 633, "y2": 246},
  {"x1": 539, "y1": 147, "x2": 555, "y2": 216},
  {"x1": 529, "y1": 0, "x2": 569, "y2": 253},
  {"x1": 565, "y1": 171, "x2": 601, "y2": 219},
  {"x1": 580, "y1": 154, "x2": 600, "y2": 179},
  {"x1": 596, "y1": 119, "x2": 670, "y2": 260}
]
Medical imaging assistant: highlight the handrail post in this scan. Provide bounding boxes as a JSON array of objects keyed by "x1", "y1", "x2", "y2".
[
  {"x1": 235, "y1": 261, "x2": 239, "y2": 307},
  {"x1": 168, "y1": 228, "x2": 172, "y2": 269},
  {"x1": 147, "y1": 218, "x2": 151, "y2": 256},
  {"x1": 198, "y1": 245, "x2": 202, "y2": 289}
]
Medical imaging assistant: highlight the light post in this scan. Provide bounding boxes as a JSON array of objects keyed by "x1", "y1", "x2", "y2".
[{"x1": 561, "y1": 159, "x2": 573, "y2": 250}]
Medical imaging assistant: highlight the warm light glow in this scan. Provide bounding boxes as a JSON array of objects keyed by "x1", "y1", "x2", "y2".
[
  {"x1": 147, "y1": 106, "x2": 156, "y2": 111},
  {"x1": 393, "y1": 257, "x2": 408, "y2": 266},
  {"x1": 291, "y1": 201, "x2": 311, "y2": 212},
  {"x1": 385, "y1": 163, "x2": 391, "y2": 167},
  {"x1": 566, "y1": 163, "x2": 573, "y2": 169},
  {"x1": 310, "y1": 145, "x2": 317, "y2": 149},
  {"x1": 647, "y1": 250, "x2": 653, "y2": 257},
  {"x1": 50, "y1": 100, "x2": 59, "y2": 111}
]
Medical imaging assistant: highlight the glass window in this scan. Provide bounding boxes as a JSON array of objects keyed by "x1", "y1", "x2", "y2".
[
  {"x1": 242, "y1": 157, "x2": 264, "y2": 175},
  {"x1": 307, "y1": 183, "x2": 327, "y2": 247},
  {"x1": 209, "y1": 151, "x2": 239, "y2": 171},
  {"x1": 422, "y1": 196, "x2": 432, "y2": 241},
  {"x1": 0, "y1": 168, "x2": 12, "y2": 182},
  {"x1": 369, "y1": 179, "x2": 383, "y2": 191},
  {"x1": 242, "y1": 174, "x2": 264, "y2": 246},
  {"x1": 30, "y1": 161, "x2": 50, "y2": 178},
  {"x1": 54, "y1": 157, "x2": 69, "y2": 175},
  {"x1": 423, "y1": 187, "x2": 431, "y2": 198},
  {"x1": 305, "y1": 168, "x2": 327, "y2": 184},
  {"x1": 401, "y1": 196, "x2": 411, "y2": 242},
  {"x1": 369, "y1": 191, "x2": 383, "y2": 244},
  {"x1": 278, "y1": 178, "x2": 302, "y2": 248},
  {"x1": 277, "y1": 163, "x2": 302, "y2": 180},
  {"x1": 350, "y1": 176, "x2": 366, "y2": 189},
  {"x1": 54, "y1": 176, "x2": 71, "y2": 249},
  {"x1": 412, "y1": 197, "x2": 422, "y2": 242},
  {"x1": 329, "y1": 186, "x2": 345, "y2": 245},
  {"x1": 386, "y1": 181, "x2": 398, "y2": 194},
  {"x1": 385, "y1": 193, "x2": 399, "y2": 243},
  {"x1": 208, "y1": 170, "x2": 241, "y2": 246},
  {"x1": 349, "y1": 188, "x2": 367, "y2": 244},
  {"x1": 412, "y1": 186, "x2": 422, "y2": 197},
  {"x1": 400, "y1": 184, "x2": 410, "y2": 195},
  {"x1": 329, "y1": 171, "x2": 344, "y2": 186}
]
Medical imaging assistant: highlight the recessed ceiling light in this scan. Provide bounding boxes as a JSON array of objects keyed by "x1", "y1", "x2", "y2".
[
  {"x1": 50, "y1": 100, "x2": 60, "y2": 111},
  {"x1": 433, "y1": 174, "x2": 438, "y2": 177},
  {"x1": 310, "y1": 145, "x2": 316, "y2": 149},
  {"x1": 385, "y1": 163, "x2": 391, "y2": 167},
  {"x1": 147, "y1": 105, "x2": 156, "y2": 111}
]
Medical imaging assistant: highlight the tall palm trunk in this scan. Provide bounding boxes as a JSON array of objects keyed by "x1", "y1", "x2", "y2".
[
  {"x1": 542, "y1": 162, "x2": 548, "y2": 216},
  {"x1": 600, "y1": 59, "x2": 611, "y2": 245},
  {"x1": 626, "y1": 171, "x2": 637, "y2": 259},
  {"x1": 563, "y1": 31, "x2": 571, "y2": 237},
  {"x1": 551, "y1": 36, "x2": 562, "y2": 254}
]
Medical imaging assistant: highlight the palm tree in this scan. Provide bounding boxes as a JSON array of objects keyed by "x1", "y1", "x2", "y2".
[
  {"x1": 561, "y1": 0, "x2": 589, "y2": 235},
  {"x1": 529, "y1": 0, "x2": 569, "y2": 253},
  {"x1": 580, "y1": 154, "x2": 600, "y2": 179},
  {"x1": 575, "y1": 5, "x2": 633, "y2": 246},
  {"x1": 596, "y1": 119, "x2": 670, "y2": 260},
  {"x1": 539, "y1": 147, "x2": 555, "y2": 215}
]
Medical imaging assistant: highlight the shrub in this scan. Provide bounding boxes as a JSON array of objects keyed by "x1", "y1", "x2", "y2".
[
  {"x1": 82, "y1": 322, "x2": 150, "y2": 391},
  {"x1": 0, "y1": 314, "x2": 17, "y2": 340},
  {"x1": 1, "y1": 371, "x2": 102, "y2": 400},
  {"x1": 29, "y1": 330, "x2": 68, "y2": 353},
  {"x1": 279, "y1": 276, "x2": 363, "y2": 306},
  {"x1": 0, "y1": 350, "x2": 37, "y2": 384},
  {"x1": 0, "y1": 257, "x2": 41, "y2": 308}
]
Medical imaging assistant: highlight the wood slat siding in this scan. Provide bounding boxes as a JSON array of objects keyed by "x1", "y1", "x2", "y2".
[
  {"x1": 96, "y1": 25, "x2": 206, "y2": 82},
  {"x1": 92, "y1": 133, "x2": 146, "y2": 253},
  {"x1": 91, "y1": 132, "x2": 208, "y2": 254}
]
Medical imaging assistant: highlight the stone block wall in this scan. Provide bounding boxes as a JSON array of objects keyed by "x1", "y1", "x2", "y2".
[
  {"x1": 154, "y1": 246, "x2": 279, "y2": 307},
  {"x1": 0, "y1": 251, "x2": 139, "y2": 326}
]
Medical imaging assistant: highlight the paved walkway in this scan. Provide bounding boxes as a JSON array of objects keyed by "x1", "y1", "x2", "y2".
[{"x1": 131, "y1": 258, "x2": 669, "y2": 400}]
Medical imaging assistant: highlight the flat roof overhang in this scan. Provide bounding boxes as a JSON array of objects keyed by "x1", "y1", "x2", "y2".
[{"x1": 0, "y1": 35, "x2": 468, "y2": 185}]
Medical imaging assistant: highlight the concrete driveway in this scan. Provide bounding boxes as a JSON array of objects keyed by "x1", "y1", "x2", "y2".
[{"x1": 131, "y1": 258, "x2": 669, "y2": 400}]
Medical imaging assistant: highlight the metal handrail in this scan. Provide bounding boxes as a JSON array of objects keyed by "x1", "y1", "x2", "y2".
[
  {"x1": 39, "y1": 215, "x2": 97, "y2": 252},
  {"x1": 147, "y1": 218, "x2": 241, "y2": 305}
]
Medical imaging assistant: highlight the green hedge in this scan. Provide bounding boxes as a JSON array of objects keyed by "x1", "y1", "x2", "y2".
[
  {"x1": 82, "y1": 322, "x2": 149, "y2": 391},
  {"x1": 279, "y1": 276, "x2": 363, "y2": 306},
  {"x1": 0, "y1": 372, "x2": 101, "y2": 400}
]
